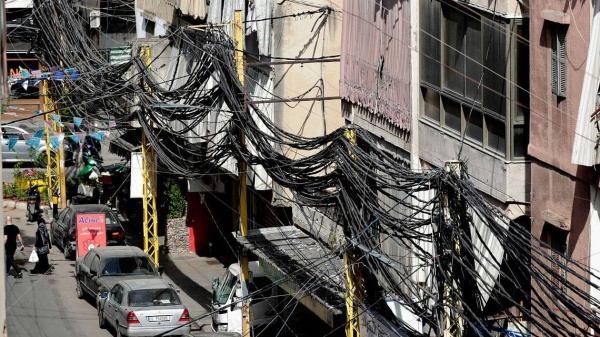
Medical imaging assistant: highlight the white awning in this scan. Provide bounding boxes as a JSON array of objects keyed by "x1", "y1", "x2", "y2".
[{"x1": 572, "y1": 0, "x2": 600, "y2": 166}]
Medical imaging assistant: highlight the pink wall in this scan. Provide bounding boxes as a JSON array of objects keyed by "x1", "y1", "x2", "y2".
[{"x1": 528, "y1": 1, "x2": 593, "y2": 333}]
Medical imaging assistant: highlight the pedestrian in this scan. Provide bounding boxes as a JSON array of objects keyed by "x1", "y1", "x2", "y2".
[
  {"x1": 4, "y1": 216, "x2": 24, "y2": 278},
  {"x1": 31, "y1": 215, "x2": 51, "y2": 274}
]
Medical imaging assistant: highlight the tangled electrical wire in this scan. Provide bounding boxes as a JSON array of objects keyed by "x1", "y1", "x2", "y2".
[{"x1": 28, "y1": 1, "x2": 600, "y2": 336}]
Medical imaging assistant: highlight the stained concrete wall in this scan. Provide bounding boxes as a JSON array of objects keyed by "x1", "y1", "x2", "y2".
[{"x1": 528, "y1": 0, "x2": 594, "y2": 334}]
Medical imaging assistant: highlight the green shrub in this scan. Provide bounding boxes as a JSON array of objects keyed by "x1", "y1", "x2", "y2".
[
  {"x1": 162, "y1": 177, "x2": 186, "y2": 219},
  {"x1": 3, "y1": 182, "x2": 28, "y2": 200}
]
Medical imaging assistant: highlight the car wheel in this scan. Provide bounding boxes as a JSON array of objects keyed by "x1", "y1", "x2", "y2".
[
  {"x1": 98, "y1": 308, "x2": 106, "y2": 329},
  {"x1": 37, "y1": 152, "x2": 48, "y2": 168},
  {"x1": 76, "y1": 278, "x2": 84, "y2": 299}
]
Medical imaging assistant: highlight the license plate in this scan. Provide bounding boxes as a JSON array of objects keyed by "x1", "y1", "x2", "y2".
[{"x1": 147, "y1": 315, "x2": 171, "y2": 322}]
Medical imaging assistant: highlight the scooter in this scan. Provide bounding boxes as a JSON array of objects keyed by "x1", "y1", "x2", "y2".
[
  {"x1": 26, "y1": 185, "x2": 41, "y2": 222},
  {"x1": 81, "y1": 136, "x2": 103, "y2": 164},
  {"x1": 73, "y1": 157, "x2": 102, "y2": 205}
]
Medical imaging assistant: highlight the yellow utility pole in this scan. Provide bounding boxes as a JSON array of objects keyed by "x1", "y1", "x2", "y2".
[
  {"x1": 343, "y1": 128, "x2": 361, "y2": 337},
  {"x1": 442, "y1": 160, "x2": 463, "y2": 337},
  {"x1": 41, "y1": 80, "x2": 64, "y2": 209},
  {"x1": 234, "y1": 10, "x2": 251, "y2": 337},
  {"x1": 140, "y1": 45, "x2": 159, "y2": 266}
]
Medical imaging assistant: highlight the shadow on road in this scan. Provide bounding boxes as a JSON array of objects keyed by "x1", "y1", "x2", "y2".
[{"x1": 159, "y1": 251, "x2": 214, "y2": 313}]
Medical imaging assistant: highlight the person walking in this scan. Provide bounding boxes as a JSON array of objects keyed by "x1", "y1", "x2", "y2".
[
  {"x1": 4, "y1": 216, "x2": 25, "y2": 278},
  {"x1": 31, "y1": 215, "x2": 51, "y2": 274}
]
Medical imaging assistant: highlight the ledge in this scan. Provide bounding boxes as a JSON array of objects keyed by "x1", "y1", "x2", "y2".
[
  {"x1": 541, "y1": 209, "x2": 570, "y2": 231},
  {"x1": 541, "y1": 10, "x2": 570, "y2": 25}
]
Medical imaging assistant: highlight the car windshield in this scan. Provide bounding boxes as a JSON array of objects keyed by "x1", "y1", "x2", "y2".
[
  {"x1": 128, "y1": 288, "x2": 181, "y2": 307},
  {"x1": 215, "y1": 270, "x2": 237, "y2": 305},
  {"x1": 102, "y1": 256, "x2": 158, "y2": 276}
]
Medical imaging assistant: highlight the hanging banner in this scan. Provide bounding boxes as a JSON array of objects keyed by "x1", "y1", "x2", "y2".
[
  {"x1": 90, "y1": 132, "x2": 104, "y2": 141},
  {"x1": 44, "y1": 120, "x2": 53, "y2": 128},
  {"x1": 49, "y1": 136, "x2": 60, "y2": 149},
  {"x1": 73, "y1": 117, "x2": 82, "y2": 127},
  {"x1": 76, "y1": 213, "x2": 106, "y2": 258},
  {"x1": 33, "y1": 129, "x2": 44, "y2": 138},
  {"x1": 8, "y1": 136, "x2": 18, "y2": 152},
  {"x1": 26, "y1": 137, "x2": 41, "y2": 150},
  {"x1": 75, "y1": 132, "x2": 87, "y2": 141},
  {"x1": 65, "y1": 123, "x2": 75, "y2": 132},
  {"x1": 51, "y1": 114, "x2": 61, "y2": 123},
  {"x1": 22, "y1": 133, "x2": 31, "y2": 140}
]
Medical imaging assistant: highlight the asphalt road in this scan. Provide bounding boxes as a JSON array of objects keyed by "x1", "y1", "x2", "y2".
[
  {"x1": 4, "y1": 136, "x2": 126, "y2": 337},
  {"x1": 5, "y1": 213, "x2": 114, "y2": 337}
]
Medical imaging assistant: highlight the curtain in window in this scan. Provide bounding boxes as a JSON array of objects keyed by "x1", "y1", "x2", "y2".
[{"x1": 572, "y1": 0, "x2": 600, "y2": 166}]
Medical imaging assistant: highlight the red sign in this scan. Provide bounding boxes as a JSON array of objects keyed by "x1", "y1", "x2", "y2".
[{"x1": 76, "y1": 213, "x2": 107, "y2": 258}]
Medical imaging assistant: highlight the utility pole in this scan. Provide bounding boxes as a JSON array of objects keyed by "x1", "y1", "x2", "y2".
[
  {"x1": 343, "y1": 128, "x2": 361, "y2": 337},
  {"x1": 44, "y1": 0, "x2": 68, "y2": 212},
  {"x1": 234, "y1": 9, "x2": 251, "y2": 337},
  {"x1": 440, "y1": 160, "x2": 468, "y2": 337},
  {"x1": 41, "y1": 80, "x2": 64, "y2": 214},
  {"x1": 140, "y1": 45, "x2": 159, "y2": 267}
]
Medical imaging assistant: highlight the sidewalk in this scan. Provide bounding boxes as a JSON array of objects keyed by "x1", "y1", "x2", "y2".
[{"x1": 159, "y1": 251, "x2": 228, "y2": 332}]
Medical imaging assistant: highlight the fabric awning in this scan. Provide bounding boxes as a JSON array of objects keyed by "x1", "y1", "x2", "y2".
[{"x1": 234, "y1": 226, "x2": 345, "y2": 327}]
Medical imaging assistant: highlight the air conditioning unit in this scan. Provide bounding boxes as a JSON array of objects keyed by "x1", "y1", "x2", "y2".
[{"x1": 90, "y1": 10, "x2": 101, "y2": 29}]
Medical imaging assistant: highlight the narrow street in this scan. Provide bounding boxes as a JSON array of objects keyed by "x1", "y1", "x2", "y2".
[{"x1": 5, "y1": 214, "x2": 112, "y2": 337}]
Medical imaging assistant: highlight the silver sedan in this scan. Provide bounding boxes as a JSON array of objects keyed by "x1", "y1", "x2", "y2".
[{"x1": 98, "y1": 278, "x2": 191, "y2": 337}]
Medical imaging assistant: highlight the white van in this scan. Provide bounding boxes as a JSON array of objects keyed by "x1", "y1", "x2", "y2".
[{"x1": 211, "y1": 261, "x2": 278, "y2": 333}]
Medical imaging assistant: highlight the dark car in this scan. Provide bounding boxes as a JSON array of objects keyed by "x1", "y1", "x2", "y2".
[
  {"x1": 51, "y1": 204, "x2": 127, "y2": 259},
  {"x1": 75, "y1": 246, "x2": 163, "y2": 306}
]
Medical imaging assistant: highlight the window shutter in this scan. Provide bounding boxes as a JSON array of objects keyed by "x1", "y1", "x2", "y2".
[
  {"x1": 551, "y1": 30, "x2": 558, "y2": 95},
  {"x1": 557, "y1": 28, "x2": 567, "y2": 97},
  {"x1": 551, "y1": 25, "x2": 567, "y2": 98}
]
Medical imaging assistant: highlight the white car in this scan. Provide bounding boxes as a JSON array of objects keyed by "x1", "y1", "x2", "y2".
[
  {"x1": 0, "y1": 124, "x2": 76, "y2": 165},
  {"x1": 98, "y1": 278, "x2": 191, "y2": 337}
]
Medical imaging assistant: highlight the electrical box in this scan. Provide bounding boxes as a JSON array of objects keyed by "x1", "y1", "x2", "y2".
[{"x1": 90, "y1": 10, "x2": 101, "y2": 29}]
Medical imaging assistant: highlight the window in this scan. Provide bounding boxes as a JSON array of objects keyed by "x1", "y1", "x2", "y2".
[
  {"x1": 420, "y1": 0, "x2": 529, "y2": 159},
  {"x1": 110, "y1": 285, "x2": 124, "y2": 304},
  {"x1": 551, "y1": 24, "x2": 567, "y2": 98},
  {"x1": 542, "y1": 224, "x2": 568, "y2": 294},
  {"x1": 90, "y1": 255, "x2": 101, "y2": 275}
]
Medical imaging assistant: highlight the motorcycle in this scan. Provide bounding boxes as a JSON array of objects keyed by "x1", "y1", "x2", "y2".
[
  {"x1": 81, "y1": 135, "x2": 103, "y2": 164},
  {"x1": 26, "y1": 185, "x2": 41, "y2": 222},
  {"x1": 74, "y1": 158, "x2": 130, "y2": 208},
  {"x1": 73, "y1": 157, "x2": 102, "y2": 205}
]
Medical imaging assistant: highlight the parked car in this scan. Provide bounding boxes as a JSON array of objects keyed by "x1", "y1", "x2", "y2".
[
  {"x1": 0, "y1": 124, "x2": 76, "y2": 166},
  {"x1": 211, "y1": 262, "x2": 278, "y2": 333},
  {"x1": 51, "y1": 204, "x2": 127, "y2": 260},
  {"x1": 98, "y1": 279, "x2": 191, "y2": 337},
  {"x1": 75, "y1": 246, "x2": 163, "y2": 305}
]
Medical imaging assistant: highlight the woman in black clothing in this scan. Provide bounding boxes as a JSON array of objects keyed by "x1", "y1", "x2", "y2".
[{"x1": 32, "y1": 216, "x2": 52, "y2": 274}]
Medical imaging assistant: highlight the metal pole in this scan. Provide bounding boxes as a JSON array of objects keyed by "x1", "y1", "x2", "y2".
[
  {"x1": 234, "y1": 10, "x2": 251, "y2": 337},
  {"x1": 140, "y1": 45, "x2": 159, "y2": 266},
  {"x1": 42, "y1": 81, "x2": 60, "y2": 212},
  {"x1": 343, "y1": 128, "x2": 360, "y2": 337},
  {"x1": 442, "y1": 160, "x2": 464, "y2": 337}
]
